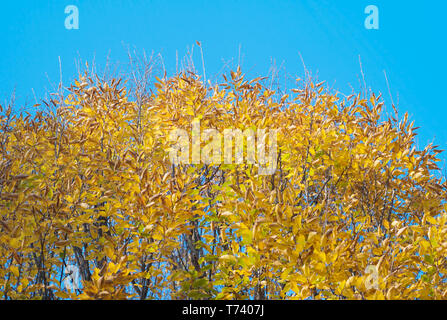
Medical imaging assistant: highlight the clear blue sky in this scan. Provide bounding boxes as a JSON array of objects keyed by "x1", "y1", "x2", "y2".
[{"x1": 1, "y1": 0, "x2": 446, "y2": 163}]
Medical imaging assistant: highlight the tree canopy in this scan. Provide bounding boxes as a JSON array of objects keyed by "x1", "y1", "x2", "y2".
[{"x1": 0, "y1": 66, "x2": 446, "y2": 300}]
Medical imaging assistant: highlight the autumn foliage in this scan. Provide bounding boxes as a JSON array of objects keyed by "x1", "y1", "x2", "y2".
[{"x1": 0, "y1": 66, "x2": 446, "y2": 300}]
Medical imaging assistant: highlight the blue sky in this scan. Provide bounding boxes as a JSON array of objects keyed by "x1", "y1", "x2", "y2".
[{"x1": 1, "y1": 0, "x2": 446, "y2": 163}]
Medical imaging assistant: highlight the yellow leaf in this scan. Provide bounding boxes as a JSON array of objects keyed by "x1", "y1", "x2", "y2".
[
  {"x1": 10, "y1": 265, "x2": 19, "y2": 277},
  {"x1": 219, "y1": 255, "x2": 237, "y2": 264},
  {"x1": 426, "y1": 215, "x2": 437, "y2": 225}
]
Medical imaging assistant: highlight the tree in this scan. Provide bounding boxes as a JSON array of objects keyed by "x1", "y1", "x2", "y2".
[{"x1": 0, "y1": 65, "x2": 446, "y2": 300}]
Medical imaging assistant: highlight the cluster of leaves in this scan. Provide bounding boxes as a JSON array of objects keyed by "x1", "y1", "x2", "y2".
[{"x1": 0, "y1": 67, "x2": 446, "y2": 300}]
